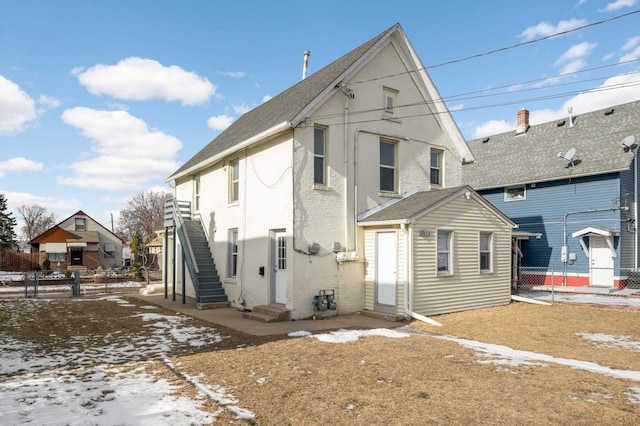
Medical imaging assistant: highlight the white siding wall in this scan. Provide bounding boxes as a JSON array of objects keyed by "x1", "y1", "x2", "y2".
[
  {"x1": 411, "y1": 195, "x2": 512, "y2": 316},
  {"x1": 173, "y1": 134, "x2": 294, "y2": 310}
]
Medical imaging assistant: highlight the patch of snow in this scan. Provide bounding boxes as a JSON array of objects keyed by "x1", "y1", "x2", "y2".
[
  {"x1": 576, "y1": 332, "x2": 640, "y2": 352},
  {"x1": 288, "y1": 330, "x2": 312, "y2": 337},
  {"x1": 310, "y1": 328, "x2": 411, "y2": 343}
]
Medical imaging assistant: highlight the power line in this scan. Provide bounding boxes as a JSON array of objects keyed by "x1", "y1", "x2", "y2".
[{"x1": 348, "y1": 9, "x2": 640, "y2": 86}]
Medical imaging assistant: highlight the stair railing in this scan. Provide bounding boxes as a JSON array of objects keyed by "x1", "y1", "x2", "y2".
[{"x1": 165, "y1": 199, "x2": 200, "y2": 299}]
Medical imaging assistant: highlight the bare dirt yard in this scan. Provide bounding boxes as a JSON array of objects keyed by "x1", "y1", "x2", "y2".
[{"x1": 1, "y1": 295, "x2": 639, "y2": 425}]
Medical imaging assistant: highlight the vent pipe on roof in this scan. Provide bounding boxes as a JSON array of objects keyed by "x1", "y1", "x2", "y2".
[
  {"x1": 516, "y1": 108, "x2": 529, "y2": 135},
  {"x1": 568, "y1": 107, "x2": 575, "y2": 128},
  {"x1": 302, "y1": 50, "x2": 310, "y2": 80}
]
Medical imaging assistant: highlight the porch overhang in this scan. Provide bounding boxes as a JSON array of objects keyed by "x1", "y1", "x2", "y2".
[
  {"x1": 67, "y1": 242, "x2": 88, "y2": 248},
  {"x1": 512, "y1": 231, "x2": 542, "y2": 240},
  {"x1": 571, "y1": 226, "x2": 619, "y2": 259}
]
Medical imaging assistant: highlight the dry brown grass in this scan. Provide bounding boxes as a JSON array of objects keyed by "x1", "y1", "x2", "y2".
[
  {"x1": 175, "y1": 302, "x2": 640, "y2": 425},
  {"x1": 2, "y1": 297, "x2": 639, "y2": 425}
]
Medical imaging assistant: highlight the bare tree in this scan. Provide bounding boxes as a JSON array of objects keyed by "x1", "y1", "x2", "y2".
[
  {"x1": 117, "y1": 190, "x2": 172, "y2": 264},
  {"x1": 18, "y1": 204, "x2": 58, "y2": 242}
]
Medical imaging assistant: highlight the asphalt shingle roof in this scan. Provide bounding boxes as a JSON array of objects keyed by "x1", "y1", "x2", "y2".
[
  {"x1": 168, "y1": 24, "x2": 399, "y2": 180},
  {"x1": 358, "y1": 187, "x2": 467, "y2": 222},
  {"x1": 462, "y1": 100, "x2": 640, "y2": 189}
]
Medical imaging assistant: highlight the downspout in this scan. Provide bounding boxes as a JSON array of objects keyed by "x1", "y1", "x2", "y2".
[
  {"x1": 344, "y1": 93, "x2": 351, "y2": 250},
  {"x1": 402, "y1": 223, "x2": 442, "y2": 327}
]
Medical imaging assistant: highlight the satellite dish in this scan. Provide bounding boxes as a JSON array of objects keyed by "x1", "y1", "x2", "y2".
[
  {"x1": 557, "y1": 147, "x2": 577, "y2": 166},
  {"x1": 563, "y1": 147, "x2": 576, "y2": 162},
  {"x1": 622, "y1": 135, "x2": 636, "y2": 151}
]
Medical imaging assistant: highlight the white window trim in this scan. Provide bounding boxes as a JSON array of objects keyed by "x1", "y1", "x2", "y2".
[
  {"x1": 504, "y1": 185, "x2": 526, "y2": 201},
  {"x1": 437, "y1": 229, "x2": 454, "y2": 276},
  {"x1": 228, "y1": 159, "x2": 239, "y2": 204},
  {"x1": 313, "y1": 126, "x2": 328, "y2": 188},
  {"x1": 194, "y1": 176, "x2": 201, "y2": 211},
  {"x1": 479, "y1": 231, "x2": 493, "y2": 273},
  {"x1": 380, "y1": 139, "x2": 397, "y2": 194},
  {"x1": 430, "y1": 149, "x2": 443, "y2": 187},
  {"x1": 228, "y1": 228, "x2": 238, "y2": 278}
]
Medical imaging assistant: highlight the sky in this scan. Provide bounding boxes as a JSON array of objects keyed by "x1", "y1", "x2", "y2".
[
  {"x1": 0, "y1": 294, "x2": 639, "y2": 423},
  {"x1": 2, "y1": 0, "x2": 640, "y2": 238}
]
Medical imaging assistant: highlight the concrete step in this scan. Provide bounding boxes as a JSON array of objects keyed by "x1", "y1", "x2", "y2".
[
  {"x1": 243, "y1": 305, "x2": 291, "y2": 322},
  {"x1": 360, "y1": 310, "x2": 405, "y2": 322}
]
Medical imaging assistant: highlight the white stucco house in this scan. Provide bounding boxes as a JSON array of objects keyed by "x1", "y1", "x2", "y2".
[{"x1": 163, "y1": 23, "x2": 513, "y2": 321}]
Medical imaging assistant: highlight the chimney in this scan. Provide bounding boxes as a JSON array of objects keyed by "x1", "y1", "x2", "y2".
[
  {"x1": 516, "y1": 108, "x2": 529, "y2": 135},
  {"x1": 302, "y1": 50, "x2": 310, "y2": 80}
]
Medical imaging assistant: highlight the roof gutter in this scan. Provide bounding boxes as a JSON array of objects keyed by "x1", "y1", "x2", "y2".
[{"x1": 166, "y1": 121, "x2": 292, "y2": 182}]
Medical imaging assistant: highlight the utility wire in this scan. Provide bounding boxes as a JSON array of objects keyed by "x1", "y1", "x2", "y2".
[{"x1": 348, "y1": 9, "x2": 640, "y2": 86}]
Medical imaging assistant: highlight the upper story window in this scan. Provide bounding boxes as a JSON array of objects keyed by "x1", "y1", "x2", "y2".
[
  {"x1": 379, "y1": 140, "x2": 396, "y2": 193},
  {"x1": 194, "y1": 176, "x2": 201, "y2": 211},
  {"x1": 437, "y1": 230, "x2": 453, "y2": 275},
  {"x1": 75, "y1": 218, "x2": 86, "y2": 231},
  {"x1": 479, "y1": 232, "x2": 493, "y2": 273},
  {"x1": 430, "y1": 149, "x2": 443, "y2": 187},
  {"x1": 314, "y1": 126, "x2": 326, "y2": 185},
  {"x1": 383, "y1": 87, "x2": 398, "y2": 117},
  {"x1": 229, "y1": 159, "x2": 239, "y2": 203},
  {"x1": 505, "y1": 185, "x2": 526, "y2": 201}
]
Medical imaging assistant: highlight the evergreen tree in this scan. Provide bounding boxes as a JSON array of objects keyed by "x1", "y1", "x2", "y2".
[{"x1": 0, "y1": 193, "x2": 18, "y2": 251}]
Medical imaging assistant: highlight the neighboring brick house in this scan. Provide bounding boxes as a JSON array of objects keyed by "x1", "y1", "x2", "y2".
[
  {"x1": 30, "y1": 210, "x2": 124, "y2": 271},
  {"x1": 164, "y1": 24, "x2": 514, "y2": 321},
  {"x1": 463, "y1": 101, "x2": 640, "y2": 289}
]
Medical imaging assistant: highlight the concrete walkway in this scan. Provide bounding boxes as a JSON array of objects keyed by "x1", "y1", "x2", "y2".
[{"x1": 129, "y1": 292, "x2": 405, "y2": 337}]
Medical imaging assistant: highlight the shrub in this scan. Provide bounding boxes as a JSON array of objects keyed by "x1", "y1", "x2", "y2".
[{"x1": 42, "y1": 259, "x2": 51, "y2": 272}]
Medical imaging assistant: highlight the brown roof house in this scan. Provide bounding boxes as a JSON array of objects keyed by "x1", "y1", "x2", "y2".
[{"x1": 30, "y1": 211, "x2": 124, "y2": 271}]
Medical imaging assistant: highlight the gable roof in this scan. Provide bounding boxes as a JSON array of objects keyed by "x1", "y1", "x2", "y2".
[
  {"x1": 357, "y1": 185, "x2": 514, "y2": 226},
  {"x1": 31, "y1": 210, "x2": 124, "y2": 244},
  {"x1": 463, "y1": 100, "x2": 640, "y2": 190},
  {"x1": 168, "y1": 23, "x2": 473, "y2": 182}
]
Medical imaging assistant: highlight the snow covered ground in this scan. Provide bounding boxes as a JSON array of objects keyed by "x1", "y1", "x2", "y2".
[{"x1": 1, "y1": 292, "x2": 639, "y2": 424}]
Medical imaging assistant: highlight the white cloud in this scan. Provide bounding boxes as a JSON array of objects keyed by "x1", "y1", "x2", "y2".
[
  {"x1": 232, "y1": 103, "x2": 251, "y2": 115},
  {"x1": 472, "y1": 73, "x2": 640, "y2": 138},
  {"x1": 37, "y1": 95, "x2": 61, "y2": 109},
  {"x1": 559, "y1": 59, "x2": 587, "y2": 75},
  {"x1": 74, "y1": 57, "x2": 216, "y2": 106},
  {"x1": 0, "y1": 157, "x2": 43, "y2": 178},
  {"x1": 622, "y1": 36, "x2": 640, "y2": 51},
  {"x1": 262, "y1": 95, "x2": 272, "y2": 103},
  {"x1": 518, "y1": 19, "x2": 587, "y2": 41},
  {"x1": 0, "y1": 75, "x2": 37, "y2": 136},
  {"x1": 555, "y1": 42, "x2": 597, "y2": 64},
  {"x1": 620, "y1": 47, "x2": 640, "y2": 62},
  {"x1": 207, "y1": 114, "x2": 234, "y2": 131},
  {"x1": 59, "y1": 107, "x2": 182, "y2": 191},
  {"x1": 2, "y1": 190, "x2": 82, "y2": 214},
  {"x1": 473, "y1": 120, "x2": 513, "y2": 139},
  {"x1": 599, "y1": 0, "x2": 637, "y2": 12},
  {"x1": 219, "y1": 71, "x2": 246, "y2": 79}
]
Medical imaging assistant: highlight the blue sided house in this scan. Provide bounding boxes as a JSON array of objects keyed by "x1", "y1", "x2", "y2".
[{"x1": 463, "y1": 101, "x2": 640, "y2": 290}]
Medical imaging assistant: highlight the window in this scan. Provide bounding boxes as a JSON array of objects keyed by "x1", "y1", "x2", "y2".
[
  {"x1": 75, "y1": 218, "x2": 86, "y2": 231},
  {"x1": 380, "y1": 140, "x2": 396, "y2": 193},
  {"x1": 383, "y1": 87, "x2": 398, "y2": 116},
  {"x1": 194, "y1": 176, "x2": 200, "y2": 211},
  {"x1": 314, "y1": 127, "x2": 326, "y2": 185},
  {"x1": 430, "y1": 149, "x2": 442, "y2": 186},
  {"x1": 437, "y1": 230, "x2": 453, "y2": 275},
  {"x1": 480, "y1": 232, "x2": 493, "y2": 273},
  {"x1": 47, "y1": 252, "x2": 66, "y2": 262},
  {"x1": 228, "y1": 229, "x2": 238, "y2": 277},
  {"x1": 229, "y1": 160, "x2": 239, "y2": 203},
  {"x1": 505, "y1": 185, "x2": 526, "y2": 201}
]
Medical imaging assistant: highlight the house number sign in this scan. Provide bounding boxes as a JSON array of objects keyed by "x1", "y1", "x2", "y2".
[{"x1": 418, "y1": 229, "x2": 430, "y2": 236}]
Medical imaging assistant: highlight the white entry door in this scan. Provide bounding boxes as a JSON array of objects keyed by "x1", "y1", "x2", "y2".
[
  {"x1": 273, "y1": 230, "x2": 287, "y2": 304},
  {"x1": 375, "y1": 231, "x2": 397, "y2": 309},
  {"x1": 589, "y1": 236, "x2": 614, "y2": 287}
]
